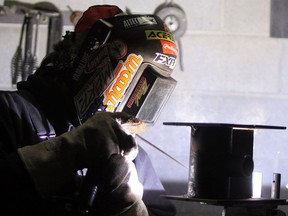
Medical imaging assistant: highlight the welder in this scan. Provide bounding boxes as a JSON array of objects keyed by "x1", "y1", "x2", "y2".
[{"x1": 0, "y1": 4, "x2": 178, "y2": 216}]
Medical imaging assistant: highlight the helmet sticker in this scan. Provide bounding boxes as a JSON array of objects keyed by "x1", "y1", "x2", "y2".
[
  {"x1": 145, "y1": 30, "x2": 175, "y2": 43},
  {"x1": 122, "y1": 67, "x2": 157, "y2": 117},
  {"x1": 161, "y1": 40, "x2": 178, "y2": 56},
  {"x1": 154, "y1": 52, "x2": 177, "y2": 69},
  {"x1": 109, "y1": 40, "x2": 128, "y2": 59},
  {"x1": 73, "y1": 51, "x2": 91, "y2": 81},
  {"x1": 126, "y1": 76, "x2": 149, "y2": 108},
  {"x1": 123, "y1": 16, "x2": 158, "y2": 29},
  {"x1": 103, "y1": 53, "x2": 144, "y2": 112},
  {"x1": 74, "y1": 59, "x2": 114, "y2": 118}
]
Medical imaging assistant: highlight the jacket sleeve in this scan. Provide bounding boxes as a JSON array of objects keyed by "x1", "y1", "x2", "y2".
[
  {"x1": 0, "y1": 91, "x2": 43, "y2": 215},
  {"x1": 134, "y1": 146, "x2": 176, "y2": 216}
]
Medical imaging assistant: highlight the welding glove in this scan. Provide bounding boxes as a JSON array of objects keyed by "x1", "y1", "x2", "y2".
[
  {"x1": 17, "y1": 112, "x2": 138, "y2": 198},
  {"x1": 90, "y1": 153, "x2": 148, "y2": 216}
]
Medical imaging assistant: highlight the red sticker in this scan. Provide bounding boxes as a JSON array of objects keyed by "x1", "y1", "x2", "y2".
[{"x1": 161, "y1": 40, "x2": 178, "y2": 56}]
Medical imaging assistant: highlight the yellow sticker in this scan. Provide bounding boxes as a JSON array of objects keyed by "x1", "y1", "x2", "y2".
[{"x1": 145, "y1": 30, "x2": 175, "y2": 43}]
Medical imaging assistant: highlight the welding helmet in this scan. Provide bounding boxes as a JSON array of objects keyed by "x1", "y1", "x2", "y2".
[{"x1": 68, "y1": 5, "x2": 178, "y2": 124}]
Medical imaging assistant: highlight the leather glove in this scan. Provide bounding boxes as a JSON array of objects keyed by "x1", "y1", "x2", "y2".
[
  {"x1": 90, "y1": 154, "x2": 149, "y2": 216},
  {"x1": 17, "y1": 112, "x2": 138, "y2": 197}
]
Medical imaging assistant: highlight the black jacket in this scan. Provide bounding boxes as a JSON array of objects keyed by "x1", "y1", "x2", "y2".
[{"x1": 0, "y1": 80, "x2": 176, "y2": 215}]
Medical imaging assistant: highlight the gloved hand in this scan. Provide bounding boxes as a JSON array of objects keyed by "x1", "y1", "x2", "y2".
[
  {"x1": 90, "y1": 154, "x2": 149, "y2": 216},
  {"x1": 17, "y1": 112, "x2": 139, "y2": 197}
]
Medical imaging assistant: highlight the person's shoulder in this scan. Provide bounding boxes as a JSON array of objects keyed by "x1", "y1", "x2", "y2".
[
  {"x1": 0, "y1": 89, "x2": 38, "y2": 114},
  {"x1": 0, "y1": 89, "x2": 19, "y2": 104}
]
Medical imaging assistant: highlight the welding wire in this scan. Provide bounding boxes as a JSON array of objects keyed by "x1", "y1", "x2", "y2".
[{"x1": 136, "y1": 135, "x2": 188, "y2": 169}]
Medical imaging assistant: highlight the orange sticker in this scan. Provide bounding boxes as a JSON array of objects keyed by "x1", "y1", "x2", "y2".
[{"x1": 103, "y1": 54, "x2": 144, "y2": 111}]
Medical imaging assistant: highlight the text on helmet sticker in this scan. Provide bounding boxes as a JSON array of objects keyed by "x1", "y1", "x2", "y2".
[
  {"x1": 123, "y1": 16, "x2": 157, "y2": 29},
  {"x1": 145, "y1": 30, "x2": 175, "y2": 43},
  {"x1": 103, "y1": 54, "x2": 144, "y2": 112},
  {"x1": 161, "y1": 40, "x2": 178, "y2": 56},
  {"x1": 126, "y1": 77, "x2": 149, "y2": 108},
  {"x1": 154, "y1": 52, "x2": 177, "y2": 69},
  {"x1": 74, "y1": 59, "x2": 113, "y2": 118}
]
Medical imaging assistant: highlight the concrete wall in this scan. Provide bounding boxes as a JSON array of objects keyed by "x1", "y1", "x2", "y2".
[{"x1": 1, "y1": 0, "x2": 288, "y2": 215}]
